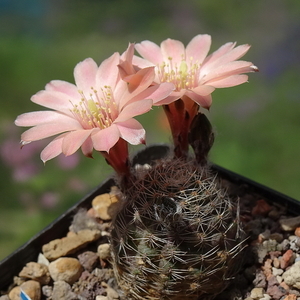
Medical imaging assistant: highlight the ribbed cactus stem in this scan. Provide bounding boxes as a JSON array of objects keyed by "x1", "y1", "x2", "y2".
[{"x1": 111, "y1": 158, "x2": 246, "y2": 300}]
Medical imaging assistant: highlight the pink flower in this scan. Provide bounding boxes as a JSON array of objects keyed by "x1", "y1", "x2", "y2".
[
  {"x1": 135, "y1": 34, "x2": 258, "y2": 109},
  {"x1": 15, "y1": 44, "x2": 173, "y2": 169}
]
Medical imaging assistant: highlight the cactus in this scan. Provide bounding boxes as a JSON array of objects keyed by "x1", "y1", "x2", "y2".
[{"x1": 110, "y1": 154, "x2": 246, "y2": 300}]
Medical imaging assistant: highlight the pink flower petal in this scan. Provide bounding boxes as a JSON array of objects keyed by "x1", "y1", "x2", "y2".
[
  {"x1": 31, "y1": 90, "x2": 76, "y2": 114},
  {"x1": 185, "y1": 91, "x2": 212, "y2": 109},
  {"x1": 15, "y1": 111, "x2": 72, "y2": 127},
  {"x1": 135, "y1": 40, "x2": 164, "y2": 65},
  {"x1": 40, "y1": 134, "x2": 66, "y2": 163},
  {"x1": 203, "y1": 44, "x2": 251, "y2": 72},
  {"x1": 160, "y1": 38, "x2": 185, "y2": 64},
  {"x1": 45, "y1": 80, "x2": 79, "y2": 98},
  {"x1": 62, "y1": 129, "x2": 94, "y2": 156},
  {"x1": 21, "y1": 119, "x2": 81, "y2": 142},
  {"x1": 191, "y1": 85, "x2": 215, "y2": 96},
  {"x1": 206, "y1": 74, "x2": 249, "y2": 88},
  {"x1": 74, "y1": 58, "x2": 98, "y2": 91},
  {"x1": 116, "y1": 119, "x2": 146, "y2": 145},
  {"x1": 132, "y1": 55, "x2": 155, "y2": 68},
  {"x1": 202, "y1": 61, "x2": 254, "y2": 83},
  {"x1": 186, "y1": 34, "x2": 211, "y2": 64},
  {"x1": 127, "y1": 67, "x2": 155, "y2": 93},
  {"x1": 202, "y1": 42, "x2": 236, "y2": 66},
  {"x1": 118, "y1": 67, "x2": 156, "y2": 108},
  {"x1": 91, "y1": 125, "x2": 120, "y2": 152},
  {"x1": 115, "y1": 99, "x2": 153, "y2": 123},
  {"x1": 96, "y1": 52, "x2": 120, "y2": 89},
  {"x1": 119, "y1": 43, "x2": 136, "y2": 78},
  {"x1": 128, "y1": 82, "x2": 174, "y2": 106},
  {"x1": 81, "y1": 136, "x2": 94, "y2": 158}
]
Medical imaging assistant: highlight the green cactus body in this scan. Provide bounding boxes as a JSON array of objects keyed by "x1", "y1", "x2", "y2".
[{"x1": 111, "y1": 158, "x2": 245, "y2": 300}]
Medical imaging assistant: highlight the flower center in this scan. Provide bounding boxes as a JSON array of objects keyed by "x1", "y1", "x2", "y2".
[
  {"x1": 70, "y1": 86, "x2": 118, "y2": 129},
  {"x1": 157, "y1": 56, "x2": 201, "y2": 91}
]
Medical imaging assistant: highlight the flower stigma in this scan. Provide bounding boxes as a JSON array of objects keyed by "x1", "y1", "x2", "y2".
[{"x1": 70, "y1": 86, "x2": 118, "y2": 130}]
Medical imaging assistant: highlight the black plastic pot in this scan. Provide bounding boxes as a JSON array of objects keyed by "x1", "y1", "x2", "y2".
[{"x1": 0, "y1": 145, "x2": 299, "y2": 291}]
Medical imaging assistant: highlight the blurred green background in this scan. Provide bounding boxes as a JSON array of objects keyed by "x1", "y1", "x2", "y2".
[{"x1": 0, "y1": 0, "x2": 300, "y2": 260}]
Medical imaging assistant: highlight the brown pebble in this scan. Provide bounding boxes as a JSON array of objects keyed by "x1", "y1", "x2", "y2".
[
  {"x1": 92, "y1": 193, "x2": 121, "y2": 221},
  {"x1": 269, "y1": 233, "x2": 284, "y2": 243},
  {"x1": 267, "y1": 275, "x2": 279, "y2": 287},
  {"x1": 283, "y1": 294, "x2": 297, "y2": 300},
  {"x1": 19, "y1": 262, "x2": 51, "y2": 285},
  {"x1": 280, "y1": 216, "x2": 300, "y2": 231},
  {"x1": 52, "y1": 280, "x2": 77, "y2": 299},
  {"x1": 98, "y1": 243, "x2": 111, "y2": 260},
  {"x1": 252, "y1": 199, "x2": 272, "y2": 216},
  {"x1": 280, "y1": 249, "x2": 295, "y2": 269},
  {"x1": 49, "y1": 257, "x2": 83, "y2": 284},
  {"x1": 273, "y1": 257, "x2": 280, "y2": 268},
  {"x1": 78, "y1": 251, "x2": 99, "y2": 272},
  {"x1": 266, "y1": 285, "x2": 287, "y2": 300},
  {"x1": 21, "y1": 280, "x2": 41, "y2": 300},
  {"x1": 262, "y1": 258, "x2": 273, "y2": 278},
  {"x1": 42, "y1": 229, "x2": 101, "y2": 261},
  {"x1": 294, "y1": 227, "x2": 300, "y2": 237},
  {"x1": 8, "y1": 286, "x2": 21, "y2": 300}
]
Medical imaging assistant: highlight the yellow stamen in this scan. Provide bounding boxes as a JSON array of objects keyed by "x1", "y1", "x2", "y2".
[{"x1": 70, "y1": 86, "x2": 118, "y2": 130}]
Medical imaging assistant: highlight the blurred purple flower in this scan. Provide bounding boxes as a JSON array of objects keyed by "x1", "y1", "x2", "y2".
[
  {"x1": 0, "y1": 137, "x2": 42, "y2": 181},
  {"x1": 12, "y1": 162, "x2": 40, "y2": 182},
  {"x1": 56, "y1": 152, "x2": 80, "y2": 170},
  {"x1": 40, "y1": 192, "x2": 60, "y2": 209},
  {"x1": 66, "y1": 177, "x2": 88, "y2": 193}
]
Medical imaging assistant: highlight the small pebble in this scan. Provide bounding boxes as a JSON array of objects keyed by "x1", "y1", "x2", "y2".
[
  {"x1": 8, "y1": 286, "x2": 21, "y2": 300},
  {"x1": 258, "y1": 229, "x2": 271, "y2": 242},
  {"x1": 42, "y1": 285, "x2": 53, "y2": 298},
  {"x1": 98, "y1": 243, "x2": 111, "y2": 260},
  {"x1": 272, "y1": 267, "x2": 283, "y2": 276},
  {"x1": 19, "y1": 262, "x2": 51, "y2": 285},
  {"x1": 252, "y1": 199, "x2": 272, "y2": 216},
  {"x1": 284, "y1": 295, "x2": 297, "y2": 300},
  {"x1": 295, "y1": 227, "x2": 300, "y2": 237},
  {"x1": 42, "y1": 229, "x2": 101, "y2": 261},
  {"x1": 78, "y1": 251, "x2": 99, "y2": 272},
  {"x1": 37, "y1": 253, "x2": 49, "y2": 266},
  {"x1": 263, "y1": 239, "x2": 278, "y2": 252},
  {"x1": 277, "y1": 239, "x2": 290, "y2": 252},
  {"x1": 250, "y1": 287, "x2": 264, "y2": 299},
  {"x1": 269, "y1": 233, "x2": 284, "y2": 243},
  {"x1": 282, "y1": 261, "x2": 300, "y2": 289},
  {"x1": 20, "y1": 280, "x2": 41, "y2": 300},
  {"x1": 52, "y1": 280, "x2": 77, "y2": 300},
  {"x1": 101, "y1": 282, "x2": 119, "y2": 299},
  {"x1": 280, "y1": 216, "x2": 300, "y2": 231},
  {"x1": 273, "y1": 257, "x2": 280, "y2": 268},
  {"x1": 266, "y1": 285, "x2": 287, "y2": 300},
  {"x1": 49, "y1": 257, "x2": 83, "y2": 284},
  {"x1": 253, "y1": 269, "x2": 267, "y2": 288},
  {"x1": 280, "y1": 249, "x2": 295, "y2": 269},
  {"x1": 92, "y1": 193, "x2": 121, "y2": 221}
]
